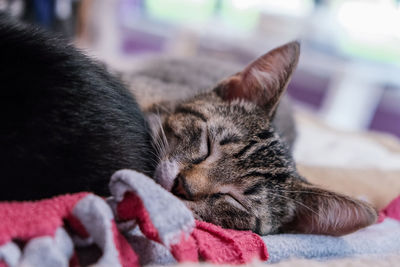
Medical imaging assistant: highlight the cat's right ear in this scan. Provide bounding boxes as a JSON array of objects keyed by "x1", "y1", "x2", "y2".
[{"x1": 214, "y1": 41, "x2": 300, "y2": 117}]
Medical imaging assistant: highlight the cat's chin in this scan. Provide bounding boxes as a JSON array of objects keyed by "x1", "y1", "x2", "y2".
[{"x1": 154, "y1": 159, "x2": 179, "y2": 191}]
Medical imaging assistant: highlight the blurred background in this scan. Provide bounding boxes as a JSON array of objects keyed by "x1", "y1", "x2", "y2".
[{"x1": 2, "y1": 0, "x2": 400, "y2": 138}]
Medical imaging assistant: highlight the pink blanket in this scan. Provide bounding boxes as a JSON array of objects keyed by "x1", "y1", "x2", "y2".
[
  {"x1": 2, "y1": 168, "x2": 399, "y2": 266},
  {"x1": 0, "y1": 170, "x2": 268, "y2": 266}
]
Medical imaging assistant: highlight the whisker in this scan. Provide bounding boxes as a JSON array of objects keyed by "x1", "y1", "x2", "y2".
[
  {"x1": 148, "y1": 112, "x2": 170, "y2": 160},
  {"x1": 158, "y1": 120, "x2": 169, "y2": 152},
  {"x1": 267, "y1": 191, "x2": 319, "y2": 216},
  {"x1": 148, "y1": 151, "x2": 162, "y2": 164},
  {"x1": 151, "y1": 112, "x2": 169, "y2": 158},
  {"x1": 274, "y1": 189, "x2": 333, "y2": 198}
]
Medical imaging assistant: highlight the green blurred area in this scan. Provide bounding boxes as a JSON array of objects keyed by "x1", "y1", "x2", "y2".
[
  {"x1": 145, "y1": 0, "x2": 400, "y2": 65},
  {"x1": 340, "y1": 39, "x2": 400, "y2": 67},
  {"x1": 146, "y1": 0, "x2": 215, "y2": 24},
  {"x1": 145, "y1": 0, "x2": 259, "y2": 30},
  {"x1": 219, "y1": 1, "x2": 259, "y2": 31}
]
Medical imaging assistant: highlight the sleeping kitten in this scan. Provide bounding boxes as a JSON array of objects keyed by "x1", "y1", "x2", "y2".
[
  {"x1": 0, "y1": 14, "x2": 377, "y2": 236},
  {"x1": 126, "y1": 42, "x2": 377, "y2": 236},
  {"x1": 0, "y1": 14, "x2": 155, "y2": 200}
]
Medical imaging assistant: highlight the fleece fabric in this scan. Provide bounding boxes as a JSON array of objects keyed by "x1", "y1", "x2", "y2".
[
  {"x1": 1, "y1": 169, "x2": 399, "y2": 266},
  {"x1": 0, "y1": 170, "x2": 268, "y2": 266},
  {"x1": 263, "y1": 195, "x2": 400, "y2": 263}
]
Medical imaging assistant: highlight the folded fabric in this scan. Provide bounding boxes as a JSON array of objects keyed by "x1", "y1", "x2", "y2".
[
  {"x1": 0, "y1": 170, "x2": 268, "y2": 267},
  {"x1": 126, "y1": 194, "x2": 400, "y2": 265},
  {"x1": 111, "y1": 170, "x2": 268, "y2": 266},
  {"x1": 263, "y1": 195, "x2": 400, "y2": 264},
  {"x1": 1, "y1": 168, "x2": 399, "y2": 266},
  {"x1": 379, "y1": 195, "x2": 400, "y2": 222}
]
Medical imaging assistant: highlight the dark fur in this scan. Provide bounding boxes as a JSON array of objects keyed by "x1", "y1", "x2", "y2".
[{"x1": 0, "y1": 14, "x2": 155, "y2": 200}]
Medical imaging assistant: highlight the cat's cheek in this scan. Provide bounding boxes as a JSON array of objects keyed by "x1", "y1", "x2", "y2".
[{"x1": 181, "y1": 200, "x2": 204, "y2": 220}]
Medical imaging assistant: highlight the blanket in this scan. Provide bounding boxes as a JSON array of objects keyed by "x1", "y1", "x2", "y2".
[
  {"x1": 264, "y1": 196, "x2": 400, "y2": 263},
  {"x1": 0, "y1": 170, "x2": 268, "y2": 267},
  {"x1": 0, "y1": 169, "x2": 399, "y2": 266}
]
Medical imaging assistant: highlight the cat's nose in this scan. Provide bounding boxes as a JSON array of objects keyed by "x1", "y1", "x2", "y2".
[{"x1": 171, "y1": 174, "x2": 193, "y2": 200}]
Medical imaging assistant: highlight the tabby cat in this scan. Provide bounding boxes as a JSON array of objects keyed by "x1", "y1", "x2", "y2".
[{"x1": 126, "y1": 42, "x2": 377, "y2": 236}]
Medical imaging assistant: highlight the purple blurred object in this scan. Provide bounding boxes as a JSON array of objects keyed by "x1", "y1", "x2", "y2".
[
  {"x1": 287, "y1": 70, "x2": 329, "y2": 110},
  {"x1": 370, "y1": 108, "x2": 400, "y2": 138},
  {"x1": 122, "y1": 30, "x2": 166, "y2": 54}
]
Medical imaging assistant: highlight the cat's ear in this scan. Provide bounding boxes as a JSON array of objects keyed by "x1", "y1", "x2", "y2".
[
  {"x1": 215, "y1": 41, "x2": 300, "y2": 117},
  {"x1": 282, "y1": 184, "x2": 377, "y2": 236}
]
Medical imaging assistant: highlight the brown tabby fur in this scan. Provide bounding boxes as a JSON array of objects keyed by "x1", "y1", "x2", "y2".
[{"x1": 127, "y1": 42, "x2": 377, "y2": 236}]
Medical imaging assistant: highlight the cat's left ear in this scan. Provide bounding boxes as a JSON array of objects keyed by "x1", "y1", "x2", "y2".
[
  {"x1": 215, "y1": 41, "x2": 300, "y2": 117},
  {"x1": 282, "y1": 184, "x2": 378, "y2": 236}
]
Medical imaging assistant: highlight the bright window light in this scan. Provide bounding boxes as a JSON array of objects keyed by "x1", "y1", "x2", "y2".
[
  {"x1": 336, "y1": 0, "x2": 400, "y2": 40},
  {"x1": 334, "y1": 0, "x2": 400, "y2": 64},
  {"x1": 252, "y1": 0, "x2": 314, "y2": 17}
]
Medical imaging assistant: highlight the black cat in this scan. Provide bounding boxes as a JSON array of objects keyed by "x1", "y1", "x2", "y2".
[{"x1": 0, "y1": 14, "x2": 155, "y2": 200}]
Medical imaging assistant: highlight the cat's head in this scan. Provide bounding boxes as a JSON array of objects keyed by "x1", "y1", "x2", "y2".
[{"x1": 150, "y1": 42, "x2": 377, "y2": 235}]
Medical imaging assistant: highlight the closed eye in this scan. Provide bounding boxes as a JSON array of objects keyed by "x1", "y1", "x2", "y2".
[
  {"x1": 212, "y1": 193, "x2": 248, "y2": 211},
  {"x1": 192, "y1": 133, "x2": 211, "y2": 164},
  {"x1": 219, "y1": 135, "x2": 241, "y2": 146}
]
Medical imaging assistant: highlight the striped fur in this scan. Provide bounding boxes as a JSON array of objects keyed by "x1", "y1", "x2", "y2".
[{"x1": 127, "y1": 42, "x2": 377, "y2": 236}]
